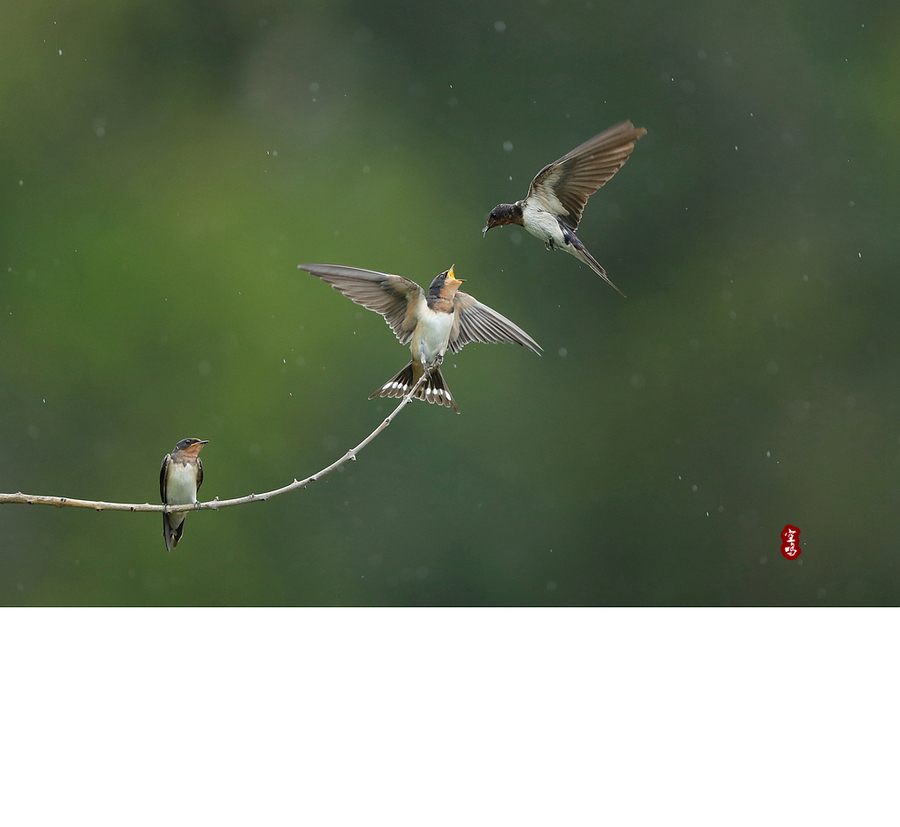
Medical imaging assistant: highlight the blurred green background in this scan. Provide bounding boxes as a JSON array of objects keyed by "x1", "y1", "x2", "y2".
[{"x1": 2, "y1": 0, "x2": 897, "y2": 605}]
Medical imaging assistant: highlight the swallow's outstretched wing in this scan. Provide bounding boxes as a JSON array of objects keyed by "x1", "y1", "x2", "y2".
[
  {"x1": 449, "y1": 292, "x2": 542, "y2": 356},
  {"x1": 299, "y1": 263, "x2": 424, "y2": 345},
  {"x1": 526, "y1": 121, "x2": 646, "y2": 230}
]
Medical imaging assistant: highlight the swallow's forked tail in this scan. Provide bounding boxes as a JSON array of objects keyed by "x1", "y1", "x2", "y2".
[
  {"x1": 163, "y1": 512, "x2": 186, "y2": 553},
  {"x1": 369, "y1": 361, "x2": 460, "y2": 413},
  {"x1": 567, "y1": 235, "x2": 626, "y2": 298}
]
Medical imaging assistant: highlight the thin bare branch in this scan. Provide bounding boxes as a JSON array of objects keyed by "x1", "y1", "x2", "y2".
[{"x1": 0, "y1": 370, "x2": 430, "y2": 513}]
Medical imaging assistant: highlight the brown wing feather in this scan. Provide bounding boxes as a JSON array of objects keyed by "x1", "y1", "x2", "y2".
[
  {"x1": 526, "y1": 121, "x2": 646, "y2": 229},
  {"x1": 159, "y1": 455, "x2": 169, "y2": 502},
  {"x1": 299, "y1": 263, "x2": 423, "y2": 344},
  {"x1": 449, "y1": 292, "x2": 542, "y2": 355}
]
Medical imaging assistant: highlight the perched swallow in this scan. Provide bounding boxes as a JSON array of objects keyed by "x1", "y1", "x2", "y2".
[
  {"x1": 483, "y1": 121, "x2": 646, "y2": 296},
  {"x1": 160, "y1": 437, "x2": 208, "y2": 552},
  {"x1": 298, "y1": 263, "x2": 541, "y2": 413}
]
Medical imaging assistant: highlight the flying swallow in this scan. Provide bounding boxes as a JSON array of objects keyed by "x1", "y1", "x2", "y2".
[
  {"x1": 160, "y1": 437, "x2": 208, "y2": 552},
  {"x1": 298, "y1": 263, "x2": 541, "y2": 413},
  {"x1": 483, "y1": 121, "x2": 646, "y2": 296}
]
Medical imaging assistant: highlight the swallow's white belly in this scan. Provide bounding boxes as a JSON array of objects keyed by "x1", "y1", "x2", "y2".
[
  {"x1": 411, "y1": 310, "x2": 454, "y2": 366},
  {"x1": 166, "y1": 462, "x2": 200, "y2": 505},
  {"x1": 521, "y1": 201, "x2": 567, "y2": 247}
]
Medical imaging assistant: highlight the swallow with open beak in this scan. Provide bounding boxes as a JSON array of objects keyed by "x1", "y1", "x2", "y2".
[
  {"x1": 299, "y1": 263, "x2": 541, "y2": 413},
  {"x1": 160, "y1": 437, "x2": 208, "y2": 552},
  {"x1": 483, "y1": 121, "x2": 646, "y2": 297}
]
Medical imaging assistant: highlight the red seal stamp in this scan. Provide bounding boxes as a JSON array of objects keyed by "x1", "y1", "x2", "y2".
[{"x1": 781, "y1": 525, "x2": 801, "y2": 559}]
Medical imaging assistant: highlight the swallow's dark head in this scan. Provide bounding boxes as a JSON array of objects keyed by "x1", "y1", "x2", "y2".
[
  {"x1": 173, "y1": 438, "x2": 209, "y2": 457},
  {"x1": 428, "y1": 265, "x2": 465, "y2": 298},
  {"x1": 483, "y1": 202, "x2": 524, "y2": 235}
]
